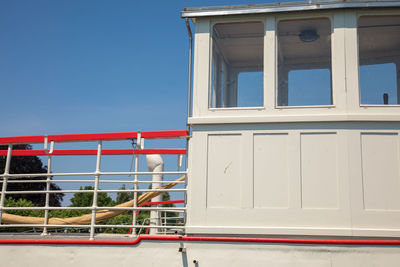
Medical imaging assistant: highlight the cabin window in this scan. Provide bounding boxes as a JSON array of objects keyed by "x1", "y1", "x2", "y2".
[
  {"x1": 210, "y1": 22, "x2": 264, "y2": 108},
  {"x1": 358, "y1": 16, "x2": 400, "y2": 105},
  {"x1": 277, "y1": 18, "x2": 332, "y2": 106}
]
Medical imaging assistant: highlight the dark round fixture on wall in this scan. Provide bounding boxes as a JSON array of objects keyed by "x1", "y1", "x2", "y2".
[{"x1": 299, "y1": 29, "x2": 319, "y2": 42}]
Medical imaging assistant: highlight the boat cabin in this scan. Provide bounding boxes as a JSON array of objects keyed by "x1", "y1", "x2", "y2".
[{"x1": 182, "y1": 0, "x2": 400, "y2": 237}]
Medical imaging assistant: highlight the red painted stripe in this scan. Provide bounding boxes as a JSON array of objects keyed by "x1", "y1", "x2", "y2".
[
  {"x1": 0, "y1": 150, "x2": 47, "y2": 156},
  {"x1": 140, "y1": 200, "x2": 185, "y2": 206},
  {"x1": 0, "y1": 130, "x2": 188, "y2": 144},
  {"x1": 0, "y1": 235, "x2": 399, "y2": 246},
  {"x1": 47, "y1": 132, "x2": 138, "y2": 142},
  {"x1": 0, "y1": 149, "x2": 186, "y2": 156},
  {"x1": 133, "y1": 149, "x2": 186, "y2": 155},
  {"x1": 48, "y1": 130, "x2": 187, "y2": 142},
  {"x1": 0, "y1": 135, "x2": 44, "y2": 144},
  {"x1": 140, "y1": 130, "x2": 188, "y2": 139}
]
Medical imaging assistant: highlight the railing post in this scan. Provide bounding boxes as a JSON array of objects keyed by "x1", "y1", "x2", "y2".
[
  {"x1": 90, "y1": 141, "x2": 102, "y2": 240},
  {"x1": 0, "y1": 144, "x2": 12, "y2": 225},
  {"x1": 130, "y1": 131, "x2": 141, "y2": 236},
  {"x1": 42, "y1": 141, "x2": 54, "y2": 235}
]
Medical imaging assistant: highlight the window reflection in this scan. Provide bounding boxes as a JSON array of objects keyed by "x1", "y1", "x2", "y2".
[
  {"x1": 210, "y1": 22, "x2": 264, "y2": 108},
  {"x1": 277, "y1": 18, "x2": 332, "y2": 106},
  {"x1": 358, "y1": 16, "x2": 400, "y2": 105}
]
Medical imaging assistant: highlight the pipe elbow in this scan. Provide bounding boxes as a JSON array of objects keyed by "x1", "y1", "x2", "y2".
[{"x1": 146, "y1": 154, "x2": 164, "y2": 172}]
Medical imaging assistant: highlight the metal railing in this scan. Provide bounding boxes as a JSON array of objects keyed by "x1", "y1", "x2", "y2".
[
  {"x1": 132, "y1": 200, "x2": 185, "y2": 235},
  {"x1": 0, "y1": 130, "x2": 188, "y2": 240}
]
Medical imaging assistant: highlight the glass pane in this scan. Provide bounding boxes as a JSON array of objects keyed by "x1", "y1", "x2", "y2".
[
  {"x1": 288, "y1": 69, "x2": 332, "y2": 106},
  {"x1": 277, "y1": 18, "x2": 332, "y2": 106},
  {"x1": 358, "y1": 16, "x2": 400, "y2": 105},
  {"x1": 210, "y1": 22, "x2": 264, "y2": 108},
  {"x1": 237, "y1": 71, "x2": 263, "y2": 107}
]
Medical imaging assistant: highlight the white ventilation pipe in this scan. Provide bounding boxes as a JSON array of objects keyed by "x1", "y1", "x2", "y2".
[{"x1": 146, "y1": 154, "x2": 164, "y2": 235}]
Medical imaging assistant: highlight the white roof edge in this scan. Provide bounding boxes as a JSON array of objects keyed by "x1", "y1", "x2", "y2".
[{"x1": 181, "y1": 0, "x2": 400, "y2": 18}]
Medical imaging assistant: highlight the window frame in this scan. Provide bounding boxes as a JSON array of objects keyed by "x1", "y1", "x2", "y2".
[
  {"x1": 208, "y1": 17, "x2": 267, "y2": 111},
  {"x1": 191, "y1": 10, "x2": 400, "y2": 124},
  {"x1": 274, "y1": 15, "x2": 336, "y2": 109},
  {"x1": 356, "y1": 12, "x2": 400, "y2": 107}
]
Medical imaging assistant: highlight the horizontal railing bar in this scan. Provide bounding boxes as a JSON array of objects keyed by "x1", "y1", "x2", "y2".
[
  {"x1": 98, "y1": 189, "x2": 186, "y2": 193},
  {"x1": 1, "y1": 207, "x2": 186, "y2": 211},
  {"x1": 94, "y1": 225, "x2": 185, "y2": 229},
  {"x1": 100, "y1": 180, "x2": 186, "y2": 184},
  {"x1": 3, "y1": 188, "x2": 186, "y2": 194},
  {"x1": 0, "y1": 148, "x2": 186, "y2": 156},
  {"x1": 103, "y1": 207, "x2": 185, "y2": 211},
  {"x1": 0, "y1": 224, "x2": 185, "y2": 229},
  {"x1": 0, "y1": 130, "x2": 188, "y2": 144},
  {"x1": 0, "y1": 171, "x2": 187, "y2": 178},
  {"x1": 0, "y1": 224, "x2": 93, "y2": 228},
  {"x1": 2, "y1": 180, "x2": 94, "y2": 183},
  {"x1": 0, "y1": 135, "x2": 45, "y2": 145},
  {"x1": 48, "y1": 130, "x2": 188, "y2": 142},
  {"x1": 3, "y1": 179, "x2": 186, "y2": 184}
]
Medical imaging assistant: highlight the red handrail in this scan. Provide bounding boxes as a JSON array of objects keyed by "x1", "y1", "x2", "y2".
[
  {"x1": 0, "y1": 130, "x2": 188, "y2": 156},
  {"x1": 0, "y1": 130, "x2": 188, "y2": 144},
  {"x1": 129, "y1": 200, "x2": 185, "y2": 234},
  {"x1": 0, "y1": 148, "x2": 186, "y2": 157},
  {"x1": 1, "y1": 235, "x2": 400, "y2": 246}
]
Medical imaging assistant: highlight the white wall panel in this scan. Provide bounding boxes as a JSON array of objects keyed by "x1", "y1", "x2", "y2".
[
  {"x1": 361, "y1": 133, "x2": 400, "y2": 211},
  {"x1": 300, "y1": 133, "x2": 339, "y2": 209},
  {"x1": 206, "y1": 134, "x2": 242, "y2": 208},
  {"x1": 253, "y1": 133, "x2": 289, "y2": 208},
  {"x1": 188, "y1": 123, "x2": 400, "y2": 237}
]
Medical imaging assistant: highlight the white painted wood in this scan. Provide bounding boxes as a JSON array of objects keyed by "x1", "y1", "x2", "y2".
[
  {"x1": 188, "y1": 123, "x2": 400, "y2": 236},
  {"x1": 186, "y1": 131, "x2": 208, "y2": 227},
  {"x1": 206, "y1": 134, "x2": 242, "y2": 208},
  {"x1": 240, "y1": 131, "x2": 254, "y2": 209},
  {"x1": 1, "y1": 239, "x2": 400, "y2": 267},
  {"x1": 190, "y1": 9, "x2": 400, "y2": 123},
  {"x1": 192, "y1": 18, "x2": 210, "y2": 118},
  {"x1": 265, "y1": 16, "x2": 276, "y2": 111},
  {"x1": 300, "y1": 133, "x2": 339, "y2": 209},
  {"x1": 331, "y1": 12, "x2": 347, "y2": 112},
  {"x1": 344, "y1": 11, "x2": 360, "y2": 113},
  {"x1": 188, "y1": 114, "x2": 400, "y2": 124},
  {"x1": 253, "y1": 133, "x2": 289, "y2": 208},
  {"x1": 361, "y1": 133, "x2": 400, "y2": 211}
]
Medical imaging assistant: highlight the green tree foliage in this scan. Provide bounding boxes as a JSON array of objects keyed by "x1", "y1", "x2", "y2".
[
  {"x1": 115, "y1": 184, "x2": 133, "y2": 204},
  {"x1": 2, "y1": 183, "x2": 179, "y2": 234},
  {"x1": 1, "y1": 197, "x2": 44, "y2": 232},
  {"x1": 0, "y1": 144, "x2": 64, "y2": 206},
  {"x1": 70, "y1": 185, "x2": 114, "y2": 208},
  {"x1": 101, "y1": 214, "x2": 133, "y2": 234},
  {"x1": 3, "y1": 197, "x2": 44, "y2": 217}
]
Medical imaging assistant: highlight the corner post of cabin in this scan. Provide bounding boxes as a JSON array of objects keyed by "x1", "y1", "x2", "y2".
[{"x1": 396, "y1": 61, "x2": 400, "y2": 104}]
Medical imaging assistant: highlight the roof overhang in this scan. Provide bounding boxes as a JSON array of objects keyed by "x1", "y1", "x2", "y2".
[{"x1": 181, "y1": 0, "x2": 400, "y2": 19}]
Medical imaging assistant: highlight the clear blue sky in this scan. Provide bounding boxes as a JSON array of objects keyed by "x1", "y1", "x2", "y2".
[
  {"x1": 0, "y1": 0, "x2": 291, "y2": 138},
  {"x1": 1, "y1": 0, "x2": 297, "y2": 204}
]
